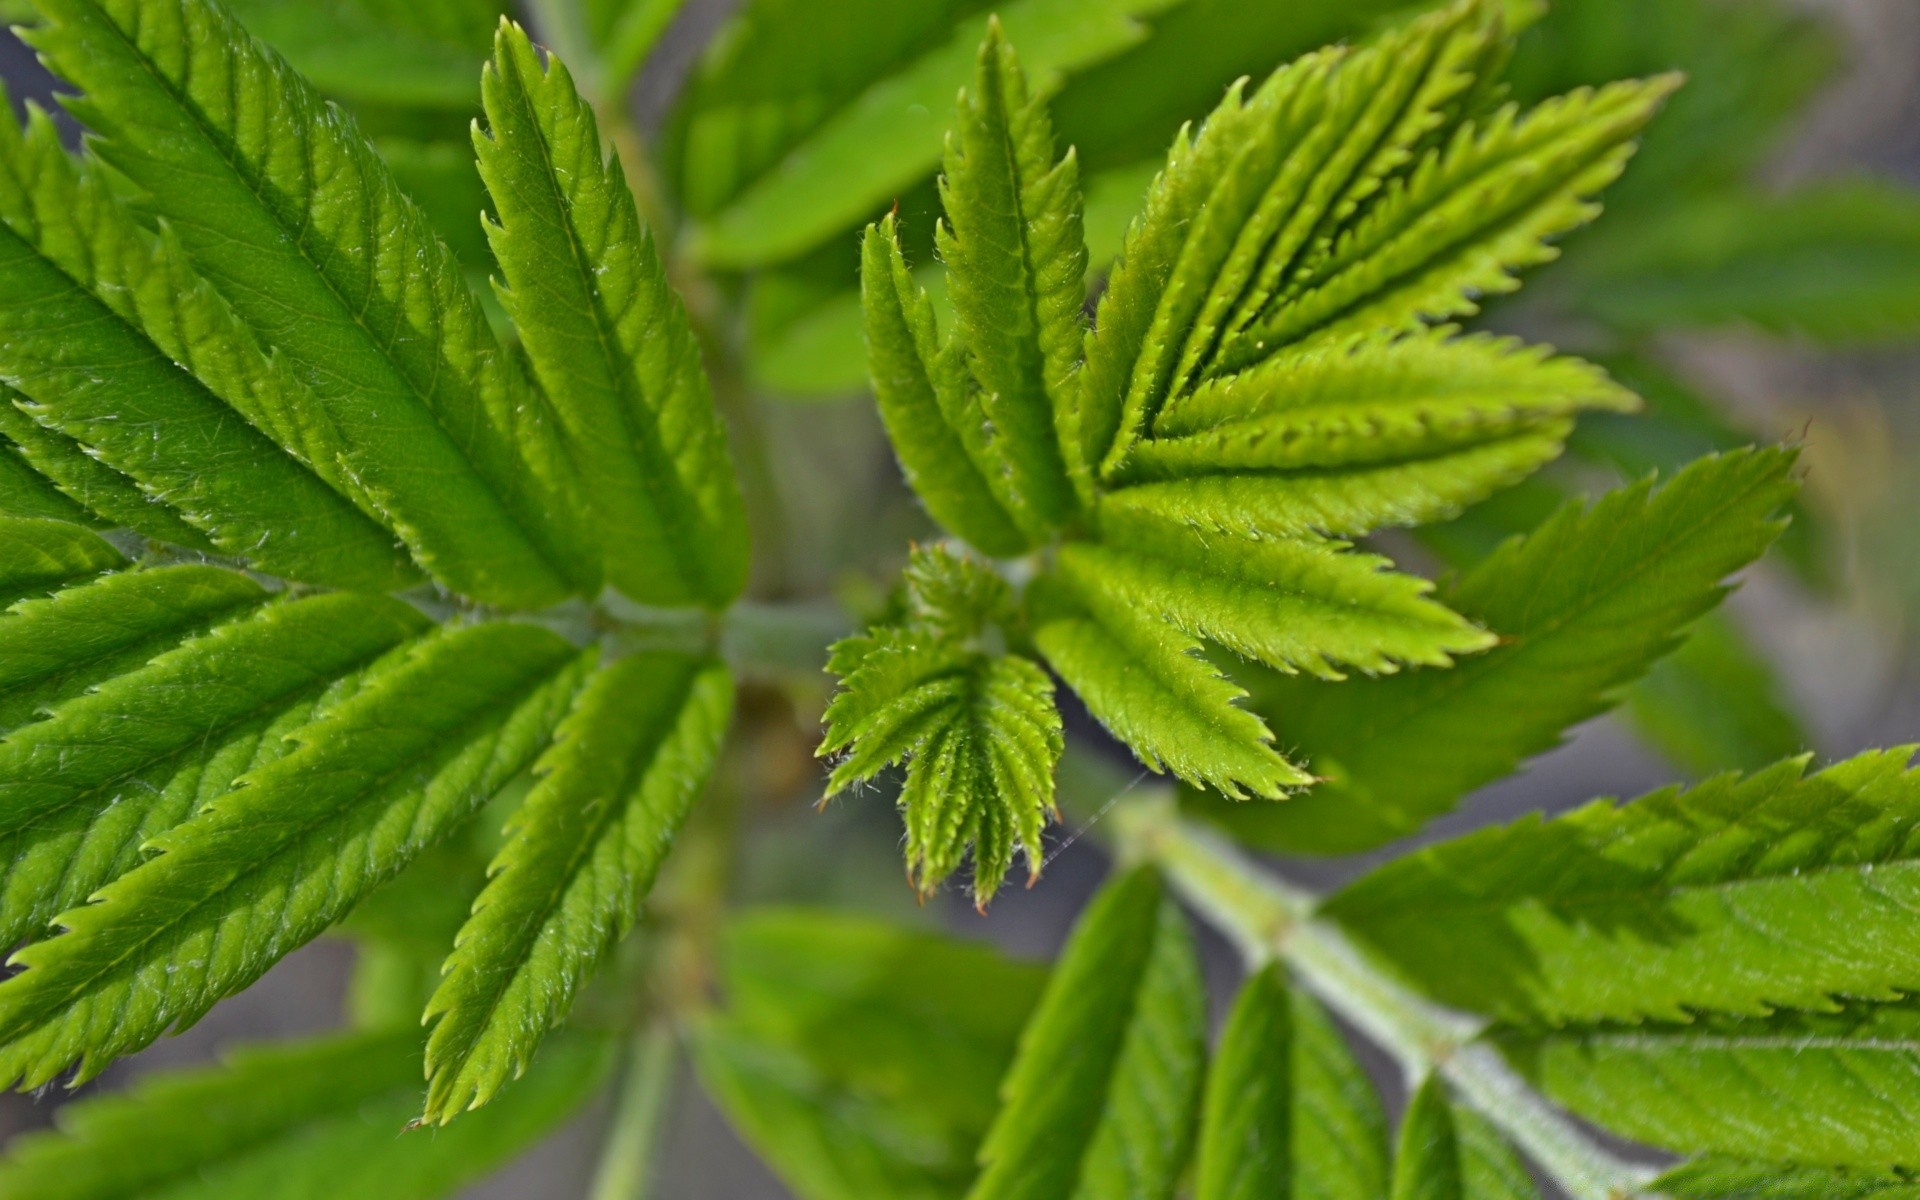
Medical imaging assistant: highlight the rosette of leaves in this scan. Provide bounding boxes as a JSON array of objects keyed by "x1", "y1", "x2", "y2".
[
  {"x1": 0, "y1": 0, "x2": 742, "y2": 1127},
  {"x1": 824, "y1": 2, "x2": 1667, "y2": 902}
]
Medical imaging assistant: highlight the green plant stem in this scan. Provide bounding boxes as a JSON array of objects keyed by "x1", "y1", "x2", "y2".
[
  {"x1": 594, "y1": 595, "x2": 850, "y2": 677},
  {"x1": 1109, "y1": 793, "x2": 1666, "y2": 1200},
  {"x1": 588, "y1": 1023, "x2": 678, "y2": 1200}
]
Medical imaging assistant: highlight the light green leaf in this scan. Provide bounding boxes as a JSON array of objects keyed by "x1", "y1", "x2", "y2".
[
  {"x1": 0, "y1": 398, "x2": 207, "y2": 549},
  {"x1": 0, "y1": 590, "x2": 430, "y2": 952},
  {"x1": 0, "y1": 564, "x2": 265, "y2": 734},
  {"x1": 969, "y1": 866, "x2": 1207, "y2": 1200},
  {"x1": 0, "y1": 1027, "x2": 611, "y2": 1200},
  {"x1": 937, "y1": 24, "x2": 1085, "y2": 522},
  {"x1": 1390, "y1": 1077, "x2": 1538, "y2": 1200},
  {"x1": 687, "y1": 0, "x2": 1183, "y2": 268},
  {"x1": 1575, "y1": 179, "x2": 1920, "y2": 345},
  {"x1": 424, "y1": 651, "x2": 733, "y2": 1121},
  {"x1": 0, "y1": 100, "x2": 416, "y2": 590},
  {"x1": 821, "y1": 550, "x2": 1062, "y2": 904},
  {"x1": 478, "y1": 24, "x2": 749, "y2": 608},
  {"x1": 1326, "y1": 749, "x2": 1920, "y2": 1025},
  {"x1": 860, "y1": 217, "x2": 1030, "y2": 556},
  {"x1": 0, "y1": 517, "x2": 122, "y2": 606},
  {"x1": 1496, "y1": 994, "x2": 1920, "y2": 1169},
  {"x1": 0, "y1": 620, "x2": 591, "y2": 1088},
  {"x1": 28, "y1": 0, "x2": 597, "y2": 605},
  {"x1": 1196, "y1": 446, "x2": 1798, "y2": 852},
  {"x1": 1112, "y1": 332, "x2": 1633, "y2": 538},
  {"x1": 1078, "y1": 3, "x2": 1579, "y2": 475},
  {"x1": 1058, "y1": 526, "x2": 1490, "y2": 680},
  {"x1": 1625, "y1": 608, "x2": 1808, "y2": 777},
  {"x1": 1657, "y1": 1159, "x2": 1920, "y2": 1200},
  {"x1": 1230, "y1": 73, "x2": 1677, "y2": 363},
  {"x1": 1032, "y1": 574, "x2": 1308, "y2": 799},
  {"x1": 1195, "y1": 963, "x2": 1390, "y2": 1200},
  {"x1": 0, "y1": 426, "x2": 94, "y2": 526}
]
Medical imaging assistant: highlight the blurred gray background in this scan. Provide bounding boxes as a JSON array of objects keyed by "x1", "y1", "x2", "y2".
[{"x1": 2, "y1": 0, "x2": 1919, "y2": 1196}]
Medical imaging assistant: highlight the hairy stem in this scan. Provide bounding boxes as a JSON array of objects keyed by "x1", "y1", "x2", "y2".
[
  {"x1": 1109, "y1": 793, "x2": 1665, "y2": 1200},
  {"x1": 588, "y1": 1023, "x2": 678, "y2": 1200}
]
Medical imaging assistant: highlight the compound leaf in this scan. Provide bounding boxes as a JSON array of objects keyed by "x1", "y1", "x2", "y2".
[
  {"x1": 860, "y1": 217, "x2": 1030, "y2": 556},
  {"x1": 1325, "y1": 749, "x2": 1920, "y2": 1025},
  {"x1": 28, "y1": 0, "x2": 597, "y2": 606},
  {"x1": 1575, "y1": 179, "x2": 1920, "y2": 345},
  {"x1": 821, "y1": 549, "x2": 1061, "y2": 904},
  {"x1": 1657, "y1": 1159, "x2": 1920, "y2": 1200},
  {"x1": 695, "y1": 909, "x2": 1046, "y2": 1200},
  {"x1": 0, "y1": 398, "x2": 205, "y2": 550},
  {"x1": 0, "y1": 564, "x2": 265, "y2": 735},
  {"x1": 1195, "y1": 963, "x2": 1390, "y2": 1200},
  {"x1": 1198, "y1": 446, "x2": 1797, "y2": 852},
  {"x1": 969, "y1": 866, "x2": 1207, "y2": 1200},
  {"x1": 937, "y1": 24, "x2": 1084, "y2": 523},
  {"x1": 1390, "y1": 1077, "x2": 1537, "y2": 1200},
  {"x1": 0, "y1": 592, "x2": 429, "y2": 952},
  {"x1": 0, "y1": 620, "x2": 591, "y2": 1088},
  {"x1": 686, "y1": 0, "x2": 1183, "y2": 268},
  {"x1": 0, "y1": 517, "x2": 122, "y2": 607},
  {"x1": 1032, "y1": 574, "x2": 1308, "y2": 799},
  {"x1": 0, "y1": 1027, "x2": 611, "y2": 1200},
  {"x1": 478, "y1": 25, "x2": 749, "y2": 608},
  {"x1": 0, "y1": 99, "x2": 415, "y2": 590},
  {"x1": 1496, "y1": 994, "x2": 1920, "y2": 1169},
  {"x1": 424, "y1": 651, "x2": 733, "y2": 1122}
]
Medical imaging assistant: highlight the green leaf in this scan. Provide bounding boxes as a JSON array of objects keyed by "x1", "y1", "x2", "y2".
[
  {"x1": 1658, "y1": 1159, "x2": 1920, "y2": 1200},
  {"x1": 0, "y1": 426, "x2": 94, "y2": 526},
  {"x1": 1500, "y1": 996, "x2": 1920, "y2": 1169},
  {"x1": 937, "y1": 24, "x2": 1085, "y2": 523},
  {"x1": 694, "y1": 1024, "x2": 980, "y2": 1200},
  {"x1": 1110, "y1": 332, "x2": 1635, "y2": 539},
  {"x1": 220, "y1": 0, "x2": 502, "y2": 110},
  {"x1": 0, "y1": 564, "x2": 265, "y2": 734},
  {"x1": 0, "y1": 516, "x2": 122, "y2": 607},
  {"x1": 0, "y1": 1027, "x2": 612, "y2": 1200},
  {"x1": 0, "y1": 620, "x2": 591, "y2": 1088},
  {"x1": 582, "y1": 0, "x2": 688, "y2": 95},
  {"x1": 1625, "y1": 608, "x2": 1808, "y2": 776},
  {"x1": 695, "y1": 908, "x2": 1049, "y2": 1200},
  {"x1": 717, "y1": 908, "x2": 1048, "y2": 1133},
  {"x1": 969, "y1": 866, "x2": 1207, "y2": 1200},
  {"x1": 1194, "y1": 963, "x2": 1390, "y2": 1200},
  {"x1": 1081, "y1": 4, "x2": 1508, "y2": 470},
  {"x1": 1228, "y1": 73, "x2": 1677, "y2": 365},
  {"x1": 477, "y1": 25, "x2": 749, "y2": 608},
  {"x1": 1502, "y1": 0, "x2": 1836, "y2": 211},
  {"x1": 28, "y1": 0, "x2": 596, "y2": 605},
  {"x1": 424, "y1": 651, "x2": 733, "y2": 1122},
  {"x1": 685, "y1": 0, "x2": 1183, "y2": 268},
  {"x1": 696, "y1": 909, "x2": 1044, "y2": 1200},
  {"x1": 1574, "y1": 179, "x2": 1920, "y2": 345},
  {"x1": 1058, "y1": 525, "x2": 1491, "y2": 680},
  {"x1": 1325, "y1": 749, "x2": 1920, "y2": 1026},
  {"x1": 0, "y1": 590, "x2": 429, "y2": 952},
  {"x1": 859, "y1": 217, "x2": 1030, "y2": 556},
  {"x1": 1390, "y1": 1077, "x2": 1538, "y2": 1200},
  {"x1": 1197, "y1": 446, "x2": 1798, "y2": 852},
  {"x1": 0, "y1": 101, "x2": 417, "y2": 590},
  {"x1": 1032, "y1": 574, "x2": 1308, "y2": 799},
  {"x1": 0, "y1": 398, "x2": 207, "y2": 549},
  {"x1": 821, "y1": 550, "x2": 1062, "y2": 904}
]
